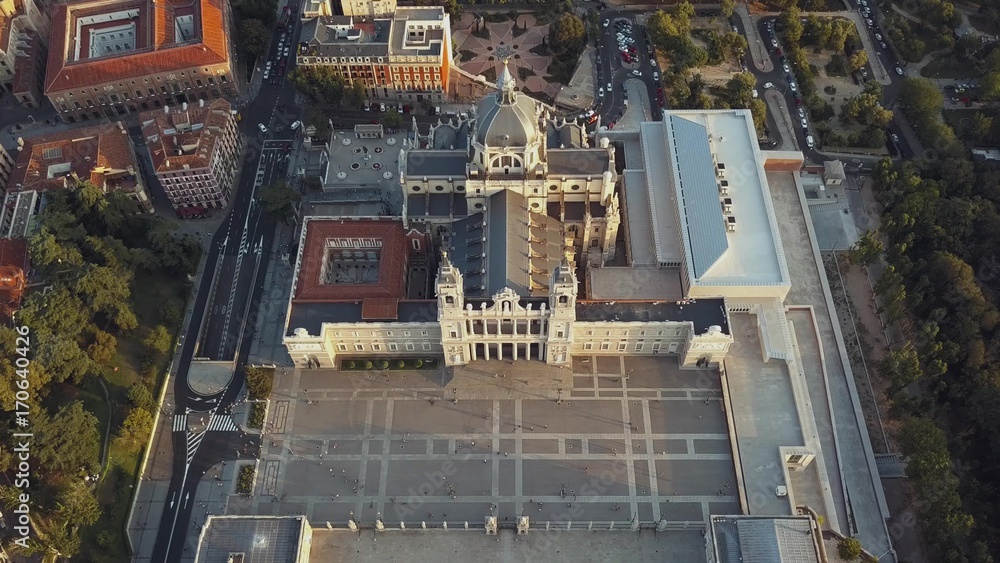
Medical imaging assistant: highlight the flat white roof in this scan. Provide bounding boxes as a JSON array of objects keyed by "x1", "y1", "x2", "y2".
[{"x1": 663, "y1": 110, "x2": 790, "y2": 288}]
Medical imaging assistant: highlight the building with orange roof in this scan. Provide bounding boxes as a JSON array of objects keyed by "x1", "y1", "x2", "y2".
[
  {"x1": 0, "y1": 0, "x2": 50, "y2": 99},
  {"x1": 44, "y1": 0, "x2": 237, "y2": 123},
  {"x1": 2, "y1": 122, "x2": 153, "y2": 237},
  {"x1": 0, "y1": 237, "x2": 28, "y2": 324},
  {"x1": 139, "y1": 98, "x2": 242, "y2": 211},
  {"x1": 297, "y1": 7, "x2": 451, "y2": 104}
]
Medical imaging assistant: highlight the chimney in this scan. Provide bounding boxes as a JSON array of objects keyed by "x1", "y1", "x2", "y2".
[{"x1": 182, "y1": 102, "x2": 188, "y2": 111}]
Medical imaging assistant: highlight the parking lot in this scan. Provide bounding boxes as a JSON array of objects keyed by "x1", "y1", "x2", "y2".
[{"x1": 236, "y1": 355, "x2": 739, "y2": 538}]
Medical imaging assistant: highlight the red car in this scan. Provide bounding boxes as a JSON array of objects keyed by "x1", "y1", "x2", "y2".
[{"x1": 608, "y1": 121, "x2": 615, "y2": 129}]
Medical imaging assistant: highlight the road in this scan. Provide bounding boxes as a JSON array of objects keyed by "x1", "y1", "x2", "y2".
[
  {"x1": 594, "y1": 10, "x2": 663, "y2": 127},
  {"x1": 734, "y1": 7, "x2": 914, "y2": 161},
  {"x1": 147, "y1": 11, "x2": 303, "y2": 562}
]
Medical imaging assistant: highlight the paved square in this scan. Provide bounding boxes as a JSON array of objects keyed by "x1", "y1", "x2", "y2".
[{"x1": 254, "y1": 356, "x2": 737, "y2": 531}]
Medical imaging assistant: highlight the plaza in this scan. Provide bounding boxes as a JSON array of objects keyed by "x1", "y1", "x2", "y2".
[{"x1": 236, "y1": 355, "x2": 739, "y2": 535}]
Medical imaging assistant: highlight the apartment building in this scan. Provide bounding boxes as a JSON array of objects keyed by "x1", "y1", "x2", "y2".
[
  {"x1": 0, "y1": 0, "x2": 50, "y2": 99},
  {"x1": 338, "y1": 0, "x2": 395, "y2": 17},
  {"x1": 140, "y1": 98, "x2": 242, "y2": 211},
  {"x1": 2, "y1": 122, "x2": 153, "y2": 237},
  {"x1": 44, "y1": 0, "x2": 238, "y2": 123},
  {"x1": 297, "y1": 7, "x2": 451, "y2": 103},
  {"x1": 0, "y1": 144, "x2": 13, "y2": 189}
]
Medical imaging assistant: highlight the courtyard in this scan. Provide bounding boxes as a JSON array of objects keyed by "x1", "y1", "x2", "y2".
[{"x1": 232, "y1": 355, "x2": 739, "y2": 543}]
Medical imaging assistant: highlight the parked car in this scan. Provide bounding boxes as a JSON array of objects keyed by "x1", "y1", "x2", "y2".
[
  {"x1": 379, "y1": 103, "x2": 386, "y2": 111},
  {"x1": 782, "y1": 62, "x2": 790, "y2": 73},
  {"x1": 805, "y1": 135, "x2": 815, "y2": 148},
  {"x1": 875, "y1": 33, "x2": 883, "y2": 41},
  {"x1": 797, "y1": 107, "x2": 805, "y2": 118},
  {"x1": 800, "y1": 117, "x2": 808, "y2": 129},
  {"x1": 291, "y1": 120, "x2": 301, "y2": 130},
  {"x1": 894, "y1": 66, "x2": 904, "y2": 75},
  {"x1": 603, "y1": 19, "x2": 610, "y2": 27},
  {"x1": 789, "y1": 81, "x2": 797, "y2": 92},
  {"x1": 258, "y1": 123, "x2": 268, "y2": 133},
  {"x1": 764, "y1": 82, "x2": 774, "y2": 89}
]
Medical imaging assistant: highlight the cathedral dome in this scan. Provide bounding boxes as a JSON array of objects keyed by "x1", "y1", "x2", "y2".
[{"x1": 475, "y1": 61, "x2": 539, "y2": 148}]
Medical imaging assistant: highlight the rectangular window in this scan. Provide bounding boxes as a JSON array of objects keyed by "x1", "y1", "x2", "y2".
[
  {"x1": 420, "y1": 331, "x2": 428, "y2": 336},
  {"x1": 600, "y1": 342, "x2": 610, "y2": 351},
  {"x1": 617, "y1": 342, "x2": 627, "y2": 352},
  {"x1": 583, "y1": 342, "x2": 593, "y2": 351},
  {"x1": 405, "y1": 343, "x2": 415, "y2": 351},
  {"x1": 652, "y1": 343, "x2": 661, "y2": 351},
  {"x1": 388, "y1": 343, "x2": 398, "y2": 351},
  {"x1": 635, "y1": 343, "x2": 644, "y2": 352},
  {"x1": 372, "y1": 344, "x2": 382, "y2": 352},
  {"x1": 421, "y1": 343, "x2": 432, "y2": 351},
  {"x1": 354, "y1": 343, "x2": 364, "y2": 351},
  {"x1": 337, "y1": 344, "x2": 348, "y2": 352}
]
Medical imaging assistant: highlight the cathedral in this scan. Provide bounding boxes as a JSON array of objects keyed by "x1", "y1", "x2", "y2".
[{"x1": 283, "y1": 62, "x2": 739, "y2": 369}]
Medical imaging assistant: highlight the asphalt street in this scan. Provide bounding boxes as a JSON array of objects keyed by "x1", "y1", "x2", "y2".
[
  {"x1": 148, "y1": 13, "x2": 302, "y2": 563},
  {"x1": 594, "y1": 11, "x2": 663, "y2": 127},
  {"x1": 736, "y1": 5, "x2": 912, "y2": 161}
]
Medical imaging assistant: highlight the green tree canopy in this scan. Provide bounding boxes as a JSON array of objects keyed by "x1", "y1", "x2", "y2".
[
  {"x1": 144, "y1": 325, "x2": 173, "y2": 355},
  {"x1": 240, "y1": 19, "x2": 270, "y2": 61},
  {"x1": 549, "y1": 13, "x2": 586, "y2": 56},
  {"x1": 34, "y1": 402, "x2": 100, "y2": 475},
  {"x1": 259, "y1": 182, "x2": 300, "y2": 224},
  {"x1": 115, "y1": 407, "x2": 154, "y2": 453}
]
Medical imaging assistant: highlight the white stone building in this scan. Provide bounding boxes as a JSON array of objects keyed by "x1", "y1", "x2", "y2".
[{"x1": 282, "y1": 68, "x2": 800, "y2": 370}]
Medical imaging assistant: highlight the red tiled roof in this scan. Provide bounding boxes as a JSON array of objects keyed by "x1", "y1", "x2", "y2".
[
  {"x1": 7, "y1": 123, "x2": 137, "y2": 193},
  {"x1": 294, "y1": 219, "x2": 408, "y2": 306},
  {"x1": 44, "y1": 0, "x2": 230, "y2": 94},
  {"x1": 140, "y1": 98, "x2": 233, "y2": 173}
]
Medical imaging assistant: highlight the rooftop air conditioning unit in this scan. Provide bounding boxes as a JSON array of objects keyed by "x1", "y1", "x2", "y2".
[
  {"x1": 726, "y1": 215, "x2": 737, "y2": 232},
  {"x1": 721, "y1": 198, "x2": 733, "y2": 215}
]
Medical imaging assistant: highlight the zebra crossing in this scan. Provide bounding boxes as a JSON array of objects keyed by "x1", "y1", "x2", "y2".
[
  {"x1": 186, "y1": 430, "x2": 206, "y2": 466},
  {"x1": 173, "y1": 414, "x2": 187, "y2": 432},
  {"x1": 207, "y1": 414, "x2": 240, "y2": 432}
]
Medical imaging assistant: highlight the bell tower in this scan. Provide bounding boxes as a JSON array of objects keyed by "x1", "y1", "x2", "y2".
[
  {"x1": 436, "y1": 252, "x2": 469, "y2": 366},
  {"x1": 545, "y1": 259, "x2": 576, "y2": 365}
]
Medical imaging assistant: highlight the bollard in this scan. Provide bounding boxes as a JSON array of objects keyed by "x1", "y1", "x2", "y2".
[
  {"x1": 422, "y1": 521, "x2": 427, "y2": 530},
  {"x1": 400, "y1": 522, "x2": 405, "y2": 530}
]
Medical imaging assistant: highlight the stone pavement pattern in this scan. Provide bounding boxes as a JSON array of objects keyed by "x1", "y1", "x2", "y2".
[
  {"x1": 199, "y1": 357, "x2": 740, "y2": 563},
  {"x1": 454, "y1": 14, "x2": 558, "y2": 98}
]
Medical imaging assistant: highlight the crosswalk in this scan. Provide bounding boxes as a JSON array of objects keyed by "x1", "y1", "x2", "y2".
[
  {"x1": 207, "y1": 414, "x2": 240, "y2": 432},
  {"x1": 173, "y1": 414, "x2": 187, "y2": 432},
  {"x1": 186, "y1": 430, "x2": 206, "y2": 466}
]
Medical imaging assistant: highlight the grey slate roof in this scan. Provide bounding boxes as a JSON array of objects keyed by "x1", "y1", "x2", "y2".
[
  {"x1": 547, "y1": 149, "x2": 611, "y2": 175},
  {"x1": 407, "y1": 193, "x2": 468, "y2": 217},
  {"x1": 546, "y1": 122, "x2": 585, "y2": 148},
  {"x1": 712, "y1": 516, "x2": 820, "y2": 563},
  {"x1": 406, "y1": 151, "x2": 467, "y2": 177},
  {"x1": 448, "y1": 213, "x2": 488, "y2": 297},
  {"x1": 430, "y1": 121, "x2": 470, "y2": 150},
  {"x1": 476, "y1": 90, "x2": 539, "y2": 147},
  {"x1": 669, "y1": 114, "x2": 729, "y2": 278},
  {"x1": 194, "y1": 516, "x2": 304, "y2": 563},
  {"x1": 575, "y1": 298, "x2": 729, "y2": 335}
]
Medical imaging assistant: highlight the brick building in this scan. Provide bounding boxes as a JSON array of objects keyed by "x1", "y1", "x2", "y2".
[
  {"x1": 3, "y1": 122, "x2": 153, "y2": 237},
  {"x1": 139, "y1": 98, "x2": 242, "y2": 211},
  {"x1": 44, "y1": 0, "x2": 238, "y2": 123},
  {"x1": 297, "y1": 7, "x2": 451, "y2": 104},
  {"x1": 0, "y1": 0, "x2": 50, "y2": 98}
]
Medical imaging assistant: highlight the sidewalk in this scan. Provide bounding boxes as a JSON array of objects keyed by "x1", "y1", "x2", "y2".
[
  {"x1": 736, "y1": 4, "x2": 774, "y2": 73},
  {"x1": 247, "y1": 220, "x2": 296, "y2": 367}
]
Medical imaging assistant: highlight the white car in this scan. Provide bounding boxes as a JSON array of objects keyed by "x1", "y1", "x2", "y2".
[
  {"x1": 598, "y1": 87, "x2": 605, "y2": 97},
  {"x1": 800, "y1": 117, "x2": 808, "y2": 129},
  {"x1": 890, "y1": 133, "x2": 900, "y2": 143},
  {"x1": 631, "y1": 70, "x2": 642, "y2": 77},
  {"x1": 603, "y1": 19, "x2": 610, "y2": 27},
  {"x1": 861, "y1": 67, "x2": 869, "y2": 77},
  {"x1": 764, "y1": 82, "x2": 774, "y2": 89},
  {"x1": 653, "y1": 71, "x2": 659, "y2": 80},
  {"x1": 894, "y1": 66, "x2": 904, "y2": 75},
  {"x1": 752, "y1": 89, "x2": 758, "y2": 98},
  {"x1": 797, "y1": 107, "x2": 805, "y2": 118},
  {"x1": 732, "y1": 25, "x2": 738, "y2": 32},
  {"x1": 806, "y1": 135, "x2": 815, "y2": 148},
  {"x1": 291, "y1": 120, "x2": 301, "y2": 130},
  {"x1": 875, "y1": 33, "x2": 883, "y2": 41},
  {"x1": 650, "y1": 58, "x2": 657, "y2": 66},
  {"x1": 770, "y1": 37, "x2": 779, "y2": 48},
  {"x1": 258, "y1": 123, "x2": 268, "y2": 133},
  {"x1": 782, "y1": 62, "x2": 790, "y2": 73},
  {"x1": 607, "y1": 82, "x2": 612, "y2": 91},
  {"x1": 866, "y1": 18, "x2": 874, "y2": 26},
  {"x1": 380, "y1": 103, "x2": 386, "y2": 111},
  {"x1": 789, "y1": 81, "x2": 797, "y2": 92}
]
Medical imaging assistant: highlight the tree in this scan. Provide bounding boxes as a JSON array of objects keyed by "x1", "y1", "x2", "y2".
[
  {"x1": 899, "y1": 77, "x2": 944, "y2": 122},
  {"x1": 240, "y1": 19, "x2": 270, "y2": 61},
  {"x1": 128, "y1": 383, "x2": 157, "y2": 412},
  {"x1": 780, "y1": 6, "x2": 804, "y2": 44},
  {"x1": 382, "y1": 110, "x2": 402, "y2": 129},
  {"x1": 115, "y1": 407, "x2": 154, "y2": 453},
  {"x1": 259, "y1": 182, "x2": 300, "y2": 224},
  {"x1": 837, "y1": 537, "x2": 863, "y2": 561},
  {"x1": 725, "y1": 72, "x2": 756, "y2": 109},
  {"x1": 967, "y1": 112, "x2": 993, "y2": 143},
  {"x1": 244, "y1": 366, "x2": 274, "y2": 399},
  {"x1": 34, "y1": 402, "x2": 100, "y2": 474},
  {"x1": 749, "y1": 98, "x2": 767, "y2": 135},
  {"x1": 847, "y1": 229, "x2": 883, "y2": 266},
  {"x1": 549, "y1": 13, "x2": 585, "y2": 56},
  {"x1": 848, "y1": 50, "x2": 868, "y2": 73},
  {"x1": 346, "y1": 80, "x2": 367, "y2": 108},
  {"x1": 87, "y1": 330, "x2": 117, "y2": 365},
  {"x1": 877, "y1": 342, "x2": 923, "y2": 395},
  {"x1": 720, "y1": 0, "x2": 735, "y2": 18},
  {"x1": 144, "y1": 325, "x2": 172, "y2": 355},
  {"x1": 55, "y1": 480, "x2": 101, "y2": 528}
]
